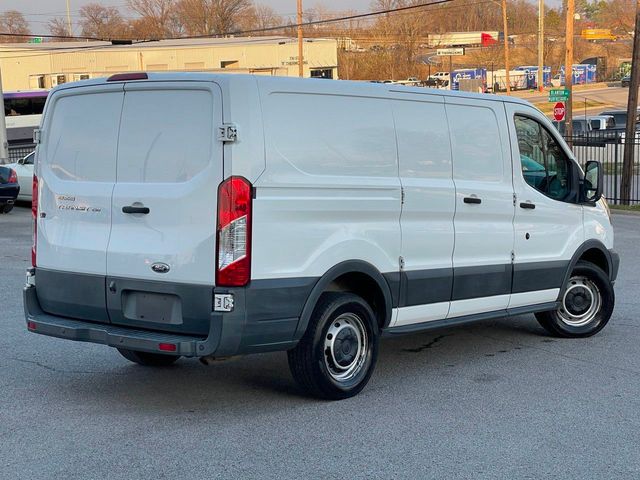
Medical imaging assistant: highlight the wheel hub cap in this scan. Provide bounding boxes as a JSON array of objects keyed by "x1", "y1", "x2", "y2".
[
  {"x1": 558, "y1": 276, "x2": 601, "y2": 327},
  {"x1": 324, "y1": 313, "x2": 368, "y2": 382}
]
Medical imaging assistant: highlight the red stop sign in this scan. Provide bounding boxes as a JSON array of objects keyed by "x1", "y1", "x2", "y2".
[{"x1": 553, "y1": 102, "x2": 566, "y2": 121}]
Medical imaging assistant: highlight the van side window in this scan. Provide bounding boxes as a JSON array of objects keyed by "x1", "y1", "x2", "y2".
[{"x1": 514, "y1": 115, "x2": 572, "y2": 202}]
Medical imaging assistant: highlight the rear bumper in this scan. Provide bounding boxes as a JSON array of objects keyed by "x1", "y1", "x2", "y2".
[
  {"x1": 24, "y1": 272, "x2": 317, "y2": 357},
  {"x1": 24, "y1": 285, "x2": 216, "y2": 357}
]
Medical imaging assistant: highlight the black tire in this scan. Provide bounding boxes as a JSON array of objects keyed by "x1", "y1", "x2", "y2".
[
  {"x1": 117, "y1": 348, "x2": 180, "y2": 366},
  {"x1": 287, "y1": 292, "x2": 379, "y2": 400},
  {"x1": 535, "y1": 260, "x2": 614, "y2": 338},
  {"x1": 2, "y1": 204, "x2": 13, "y2": 214},
  {"x1": 0, "y1": 205, "x2": 5, "y2": 214}
]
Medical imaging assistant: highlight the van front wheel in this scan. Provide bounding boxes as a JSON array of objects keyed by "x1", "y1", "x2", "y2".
[
  {"x1": 535, "y1": 260, "x2": 614, "y2": 338},
  {"x1": 288, "y1": 292, "x2": 379, "y2": 400},
  {"x1": 117, "y1": 348, "x2": 180, "y2": 366}
]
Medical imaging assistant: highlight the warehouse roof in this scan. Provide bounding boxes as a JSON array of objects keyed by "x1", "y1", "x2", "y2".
[{"x1": 0, "y1": 36, "x2": 336, "y2": 51}]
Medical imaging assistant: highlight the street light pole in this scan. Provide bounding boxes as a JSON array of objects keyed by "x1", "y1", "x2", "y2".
[
  {"x1": 0, "y1": 67, "x2": 8, "y2": 164},
  {"x1": 297, "y1": 0, "x2": 304, "y2": 78},
  {"x1": 565, "y1": 0, "x2": 574, "y2": 140},
  {"x1": 66, "y1": 0, "x2": 73, "y2": 36},
  {"x1": 620, "y1": 0, "x2": 640, "y2": 204},
  {"x1": 538, "y1": 0, "x2": 544, "y2": 92},
  {"x1": 502, "y1": 0, "x2": 511, "y2": 95}
]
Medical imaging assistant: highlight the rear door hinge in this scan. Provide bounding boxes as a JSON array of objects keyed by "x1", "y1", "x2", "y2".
[
  {"x1": 512, "y1": 193, "x2": 517, "y2": 206},
  {"x1": 511, "y1": 251, "x2": 515, "y2": 263},
  {"x1": 218, "y1": 124, "x2": 238, "y2": 143},
  {"x1": 399, "y1": 256, "x2": 405, "y2": 270},
  {"x1": 401, "y1": 187, "x2": 405, "y2": 205}
]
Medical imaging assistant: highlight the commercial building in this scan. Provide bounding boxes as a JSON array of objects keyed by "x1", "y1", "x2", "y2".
[{"x1": 0, "y1": 36, "x2": 339, "y2": 91}]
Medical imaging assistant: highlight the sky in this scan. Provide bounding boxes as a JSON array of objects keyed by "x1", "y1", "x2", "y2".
[{"x1": 4, "y1": 0, "x2": 374, "y2": 34}]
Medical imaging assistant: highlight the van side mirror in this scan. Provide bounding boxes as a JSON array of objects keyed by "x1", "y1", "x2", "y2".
[{"x1": 583, "y1": 160, "x2": 603, "y2": 203}]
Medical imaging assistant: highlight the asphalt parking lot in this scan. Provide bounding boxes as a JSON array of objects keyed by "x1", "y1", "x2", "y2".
[{"x1": 1, "y1": 205, "x2": 639, "y2": 479}]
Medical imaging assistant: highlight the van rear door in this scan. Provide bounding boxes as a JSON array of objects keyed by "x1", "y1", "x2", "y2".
[
  {"x1": 36, "y1": 84, "x2": 124, "y2": 322},
  {"x1": 106, "y1": 82, "x2": 223, "y2": 335}
]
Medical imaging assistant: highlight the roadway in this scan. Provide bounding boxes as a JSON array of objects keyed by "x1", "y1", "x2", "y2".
[
  {"x1": 1, "y1": 205, "x2": 640, "y2": 479},
  {"x1": 512, "y1": 85, "x2": 630, "y2": 117}
]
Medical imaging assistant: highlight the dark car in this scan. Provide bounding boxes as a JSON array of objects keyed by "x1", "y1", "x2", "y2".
[
  {"x1": 598, "y1": 109, "x2": 640, "y2": 131},
  {"x1": 621, "y1": 76, "x2": 631, "y2": 87},
  {"x1": 0, "y1": 166, "x2": 20, "y2": 213}
]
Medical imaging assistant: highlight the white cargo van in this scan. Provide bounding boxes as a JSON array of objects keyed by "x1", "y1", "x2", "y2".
[{"x1": 24, "y1": 73, "x2": 619, "y2": 399}]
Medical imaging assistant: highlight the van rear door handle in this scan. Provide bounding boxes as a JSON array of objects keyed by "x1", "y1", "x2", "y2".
[
  {"x1": 519, "y1": 202, "x2": 536, "y2": 210},
  {"x1": 122, "y1": 205, "x2": 150, "y2": 214},
  {"x1": 463, "y1": 197, "x2": 482, "y2": 204}
]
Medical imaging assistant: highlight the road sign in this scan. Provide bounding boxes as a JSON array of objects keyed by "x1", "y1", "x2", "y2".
[
  {"x1": 436, "y1": 48, "x2": 465, "y2": 56},
  {"x1": 27, "y1": 37, "x2": 43, "y2": 44},
  {"x1": 553, "y1": 102, "x2": 566, "y2": 122},
  {"x1": 549, "y1": 88, "x2": 570, "y2": 102}
]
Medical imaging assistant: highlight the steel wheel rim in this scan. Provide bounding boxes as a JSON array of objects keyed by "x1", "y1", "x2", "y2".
[
  {"x1": 557, "y1": 276, "x2": 601, "y2": 327},
  {"x1": 323, "y1": 313, "x2": 368, "y2": 382}
]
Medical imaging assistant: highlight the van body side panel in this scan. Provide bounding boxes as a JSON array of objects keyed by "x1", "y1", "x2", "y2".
[
  {"x1": 390, "y1": 95, "x2": 455, "y2": 327},
  {"x1": 445, "y1": 98, "x2": 516, "y2": 317},
  {"x1": 504, "y1": 102, "x2": 584, "y2": 307},
  {"x1": 252, "y1": 81, "x2": 401, "y2": 284}
]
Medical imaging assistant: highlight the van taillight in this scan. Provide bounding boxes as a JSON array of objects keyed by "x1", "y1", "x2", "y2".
[
  {"x1": 216, "y1": 176, "x2": 252, "y2": 287},
  {"x1": 32, "y1": 175, "x2": 38, "y2": 267}
]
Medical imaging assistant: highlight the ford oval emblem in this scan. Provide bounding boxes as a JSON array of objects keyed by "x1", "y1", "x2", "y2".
[{"x1": 151, "y1": 262, "x2": 170, "y2": 274}]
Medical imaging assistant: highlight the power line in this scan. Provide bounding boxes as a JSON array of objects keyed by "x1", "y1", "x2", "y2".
[{"x1": 0, "y1": 0, "x2": 455, "y2": 43}]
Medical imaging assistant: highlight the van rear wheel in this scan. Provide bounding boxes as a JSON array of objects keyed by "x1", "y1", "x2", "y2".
[
  {"x1": 535, "y1": 260, "x2": 614, "y2": 338},
  {"x1": 287, "y1": 292, "x2": 379, "y2": 400},
  {"x1": 117, "y1": 348, "x2": 180, "y2": 366}
]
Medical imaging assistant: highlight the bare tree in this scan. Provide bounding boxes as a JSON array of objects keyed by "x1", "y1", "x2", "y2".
[
  {"x1": 235, "y1": 4, "x2": 282, "y2": 33},
  {"x1": 79, "y1": 3, "x2": 129, "y2": 39},
  {"x1": 176, "y1": 0, "x2": 252, "y2": 36},
  {"x1": 0, "y1": 10, "x2": 31, "y2": 42},
  {"x1": 47, "y1": 18, "x2": 72, "y2": 40},
  {"x1": 127, "y1": 0, "x2": 179, "y2": 38}
]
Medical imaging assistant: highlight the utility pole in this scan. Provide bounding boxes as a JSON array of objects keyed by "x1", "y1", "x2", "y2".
[
  {"x1": 66, "y1": 0, "x2": 73, "y2": 36},
  {"x1": 538, "y1": 0, "x2": 544, "y2": 92},
  {"x1": 564, "y1": 0, "x2": 574, "y2": 140},
  {"x1": 502, "y1": 0, "x2": 511, "y2": 95},
  {"x1": 621, "y1": 0, "x2": 640, "y2": 204},
  {"x1": 0, "y1": 67, "x2": 8, "y2": 164},
  {"x1": 297, "y1": 0, "x2": 304, "y2": 78}
]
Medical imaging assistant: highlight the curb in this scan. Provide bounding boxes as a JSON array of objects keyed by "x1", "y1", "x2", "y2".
[{"x1": 611, "y1": 209, "x2": 640, "y2": 216}]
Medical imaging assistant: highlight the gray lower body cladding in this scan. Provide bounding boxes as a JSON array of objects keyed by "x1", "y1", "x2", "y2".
[
  {"x1": 24, "y1": 249, "x2": 618, "y2": 357},
  {"x1": 26, "y1": 268, "x2": 317, "y2": 357}
]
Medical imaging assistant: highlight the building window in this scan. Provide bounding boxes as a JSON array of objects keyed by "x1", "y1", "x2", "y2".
[
  {"x1": 29, "y1": 75, "x2": 45, "y2": 89},
  {"x1": 310, "y1": 68, "x2": 333, "y2": 79},
  {"x1": 221, "y1": 60, "x2": 239, "y2": 69}
]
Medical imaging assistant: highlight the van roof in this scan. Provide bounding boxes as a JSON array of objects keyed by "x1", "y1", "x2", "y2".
[{"x1": 50, "y1": 72, "x2": 534, "y2": 108}]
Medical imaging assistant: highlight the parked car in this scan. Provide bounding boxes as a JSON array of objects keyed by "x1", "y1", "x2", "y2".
[
  {"x1": 0, "y1": 166, "x2": 20, "y2": 213},
  {"x1": 555, "y1": 118, "x2": 605, "y2": 146},
  {"x1": 588, "y1": 115, "x2": 620, "y2": 142},
  {"x1": 4, "y1": 151, "x2": 34, "y2": 201},
  {"x1": 598, "y1": 109, "x2": 640, "y2": 131},
  {"x1": 589, "y1": 115, "x2": 615, "y2": 131},
  {"x1": 25, "y1": 73, "x2": 618, "y2": 400},
  {"x1": 621, "y1": 75, "x2": 631, "y2": 87}
]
